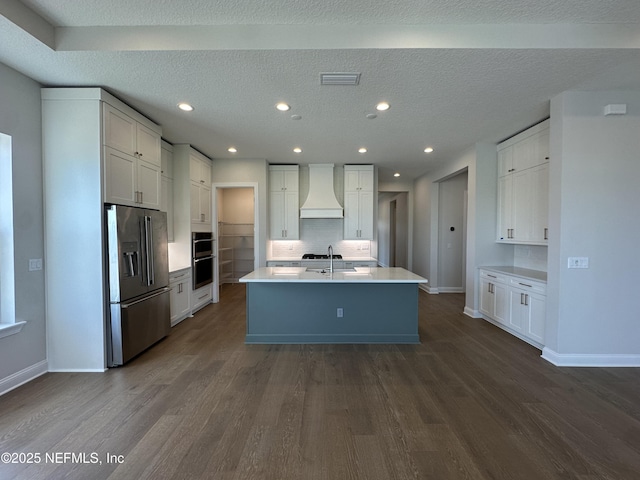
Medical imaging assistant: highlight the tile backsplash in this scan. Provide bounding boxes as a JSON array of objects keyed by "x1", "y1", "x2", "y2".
[
  {"x1": 269, "y1": 218, "x2": 373, "y2": 259},
  {"x1": 514, "y1": 245, "x2": 548, "y2": 271}
]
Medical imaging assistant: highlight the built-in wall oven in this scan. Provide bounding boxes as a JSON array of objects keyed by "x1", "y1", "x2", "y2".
[{"x1": 192, "y1": 232, "x2": 214, "y2": 289}]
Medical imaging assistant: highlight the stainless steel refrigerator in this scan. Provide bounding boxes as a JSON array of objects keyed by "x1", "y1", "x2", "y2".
[{"x1": 105, "y1": 205, "x2": 170, "y2": 367}]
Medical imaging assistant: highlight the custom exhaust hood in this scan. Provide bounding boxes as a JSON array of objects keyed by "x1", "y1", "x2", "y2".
[{"x1": 300, "y1": 164, "x2": 343, "y2": 218}]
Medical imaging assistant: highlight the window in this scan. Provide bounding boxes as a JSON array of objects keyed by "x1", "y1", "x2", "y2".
[{"x1": 0, "y1": 132, "x2": 25, "y2": 338}]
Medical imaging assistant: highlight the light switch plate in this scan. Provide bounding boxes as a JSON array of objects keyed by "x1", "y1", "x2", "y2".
[
  {"x1": 568, "y1": 257, "x2": 589, "y2": 269},
  {"x1": 29, "y1": 258, "x2": 43, "y2": 271}
]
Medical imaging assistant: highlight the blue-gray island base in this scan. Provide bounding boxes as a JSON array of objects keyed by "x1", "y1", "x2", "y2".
[{"x1": 244, "y1": 282, "x2": 420, "y2": 344}]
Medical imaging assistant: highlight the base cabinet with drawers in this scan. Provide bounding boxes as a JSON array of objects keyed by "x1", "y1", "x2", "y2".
[
  {"x1": 191, "y1": 284, "x2": 213, "y2": 313},
  {"x1": 169, "y1": 268, "x2": 191, "y2": 326},
  {"x1": 478, "y1": 268, "x2": 546, "y2": 348}
]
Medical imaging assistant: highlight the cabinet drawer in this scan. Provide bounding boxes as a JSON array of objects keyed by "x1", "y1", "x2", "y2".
[
  {"x1": 170, "y1": 268, "x2": 191, "y2": 283},
  {"x1": 509, "y1": 277, "x2": 546, "y2": 295},
  {"x1": 479, "y1": 270, "x2": 508, "y2": 284}
]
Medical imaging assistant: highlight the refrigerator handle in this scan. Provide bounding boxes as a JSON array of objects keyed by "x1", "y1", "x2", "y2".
[
  {"x1": 144, "y1": 215, "x2": 155, "y2": 286},
  {"x1": 120, "y1": 287, "x2": 170, "y2": 308}
]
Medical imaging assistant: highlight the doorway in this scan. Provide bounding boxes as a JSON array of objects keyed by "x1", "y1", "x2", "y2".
[
  {"x1": 437, "y1": 171, "x2": 468, "y2": 293},
  {"x1": 377, "y1": 192, "x2": 408, "y2": 268},
  {"x1": 212, "y1": 184, "x2": 259, "y2": 302}
]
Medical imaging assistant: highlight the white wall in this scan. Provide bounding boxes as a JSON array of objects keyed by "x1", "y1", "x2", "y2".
[
  {"x1": 545, "y1": 90, "x2": 640, "y2": 364},
  {"x1": 0, "y1": 63, "x2": 47, "y2": 392}
]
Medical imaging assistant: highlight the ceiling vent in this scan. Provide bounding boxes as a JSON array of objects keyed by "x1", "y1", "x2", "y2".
[{"x1": 320, "y1": 73, "x2": 361, "y2": 86}]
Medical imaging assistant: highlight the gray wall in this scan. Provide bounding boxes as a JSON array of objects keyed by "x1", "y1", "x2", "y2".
[
  {"x1": 546, "y1": 90, "x2": 640, "y2": 360},
  {"x1": 437, "y1": 171, "x2": 468, "y2": 291},
  {"x1": 0, "y1": 63, "x2": 46, "y2": 390},
  {"x1": 412, "y1": 143, "x2": 510, "y2": 307},
  {"x1": 377, "y1": 192, "x2": 409, "y2": 268}
]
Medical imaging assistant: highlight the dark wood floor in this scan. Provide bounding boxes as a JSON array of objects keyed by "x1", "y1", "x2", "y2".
[{"x1": 1, "y1": 285, "x2": 640, "y2": 479}]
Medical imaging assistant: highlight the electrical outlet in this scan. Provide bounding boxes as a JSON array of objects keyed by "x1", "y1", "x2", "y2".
[
  {"x1": 568, "y1": 257, "x2": 589, "y2": 269},
  {"x1": 337, "y1": 308, "x2": 344, "y2": 318}
]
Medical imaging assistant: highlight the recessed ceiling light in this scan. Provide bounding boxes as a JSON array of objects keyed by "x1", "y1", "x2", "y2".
[
  {"x1": 366, "y1": 113, "x2": 377, "y2": 119},
  {"x1": 358, "y1": 147, "x2": 367, "y2": 153},
  {"x1": 291, "y1": 114, "x2": 302, "y2": 120},
  {"x1": 276, "y1": 103, "x2": 290, "y2": 112},
  {"x1": 228, "y1": 147, "x2": 237, "y2": 153},
  {"x1": 375, "y1": 102, "x2": 390, "y2": 111},
  {"x1": 424, "y1": 147, "x2": 434, "y2": 153},
  {"x1": 293, "y1": 147, "x2": 302, "y2": 153},
  {"x1": 394, "y1": 173, "x2": 400, "y2": 177},
  {"x1": 177, "y1": 103, "x2": 194, "y2": 112}
]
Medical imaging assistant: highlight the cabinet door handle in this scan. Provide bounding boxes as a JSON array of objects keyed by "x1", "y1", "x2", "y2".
[
  {"x1": 544, "y1": 228, "x2": 548, "y2": 240},
  {"x1": 520, "y1": 292, "x2": 525, "y2": 305},
  {"x1": 518, "y1": 282, "x2": 532, "y2": 288},
  {"x1": 524, "y1": 294, "x2": 529, "y2": 306}
]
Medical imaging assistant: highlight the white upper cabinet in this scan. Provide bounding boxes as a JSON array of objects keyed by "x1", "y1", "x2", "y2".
[
  {"x1": 344, "y1": 165, "x2": 374, "y2": 240},
  {"x1": 160, "y1": 141, "x2": 174, "y2": 242},
  {"x1": 103, "y1": 103, "x2": 162, "y2": 209},
  {"x1": 188, "y1": 150, "x2": 212, "y2": 228},
  {"x1": 269, "y1": 165, "x2": 299, "y2": 240},
  {"x1": 104, "y1": 103, "x2": 161, "y2": 166},
  {"x1": 497, "y1": 119, "x2": 549, "y2": 245}
]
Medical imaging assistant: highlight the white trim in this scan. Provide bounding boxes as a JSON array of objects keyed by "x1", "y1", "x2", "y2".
[
  {"x1": 211, "y1": 182, "x2": 260, "y2": 304},
  {"x1": 542, "y1": 348, "x2": 640, "y2": 367},
  {"x1": 0, "y1": 320, "x2": 26, "y2": 339},
  {"x1": 438, "y1": 287, "x2": 464, "y2": 293},
  {"x1": 463, "y1": 307, "x2": 481, "y2": 318},
  {"x1": 420, "y1": 284, "x2": 436, "y2": 294},
  {"x1": 0, "y1": 360, "x2": 48, "y2": 396},
  {"x1": 47, "y1": 368, "x2": 107, "y2": 373}
]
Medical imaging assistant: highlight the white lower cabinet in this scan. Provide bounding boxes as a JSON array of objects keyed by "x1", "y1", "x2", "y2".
[
  {"x1": 169, "y1": 268, "x2": 191, "y2": 326},
  {"x1": 507, "y1": 278, "x2": 546, "y2": 345},
  {"x1": 192, "y1": 284, "x2": 213, "y2": 313},
  {"x1": 478, "y1": 269, "x2": 546, "y2": 348},
  {"x1": 479, "y1": 271, "x2": 508, "y2": 325}
]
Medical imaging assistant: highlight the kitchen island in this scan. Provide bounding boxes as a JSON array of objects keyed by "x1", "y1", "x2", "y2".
[{"x1": 239, "y1": 267, "x2": 428, "y2": 344}]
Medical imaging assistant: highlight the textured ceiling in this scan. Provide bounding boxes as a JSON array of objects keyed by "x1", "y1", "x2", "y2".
[{"x1": 2, "y1": 1, "x2": 640, "y2": 184}]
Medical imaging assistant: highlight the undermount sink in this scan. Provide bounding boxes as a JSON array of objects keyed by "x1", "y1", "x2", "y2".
[{"x1": 305, "y1": 267, "x2": 357, "y2": 274}]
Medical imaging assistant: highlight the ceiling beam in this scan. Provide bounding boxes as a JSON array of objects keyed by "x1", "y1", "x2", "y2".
[
  {"x1": 54, "y1": 24, "x2": 640, "y2": 52},
  {"x1": 0, "y1": 0, "x2": 54, "y2": 49}
]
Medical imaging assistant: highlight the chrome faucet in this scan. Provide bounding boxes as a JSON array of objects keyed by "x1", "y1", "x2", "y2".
[{"x1": 328, "y1": 244, "x2": 334, "y2": 273}]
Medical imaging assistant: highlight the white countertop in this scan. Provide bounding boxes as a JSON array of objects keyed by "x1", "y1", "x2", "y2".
[
  {"x1": 240, "y1": 267, "x2": 428, "y2": 284},
  {"x1": 480, "y1": 266, "x2": 547, "y2": 283}
]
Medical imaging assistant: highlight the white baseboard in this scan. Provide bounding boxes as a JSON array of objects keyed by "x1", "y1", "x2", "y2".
[
  {"x1": 438, "y1": 287, "x2": 464, "y2": 293},
  {"x1": 419, "y1": 284, "x2": 436, "y2": 294},
  {"x1": 0, "y1": 360, "x2": 48, "y2": 396},
  {"x1": 464, "y1": 307, "x2": 481, "y2": 318},
  {"x1": 542, "y1": 348, "x2": 640, "y2": 367}
]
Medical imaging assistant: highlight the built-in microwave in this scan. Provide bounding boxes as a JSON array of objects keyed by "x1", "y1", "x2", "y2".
[{"x1": 192, "y1": 232, "x2": 214, "y2": 289}]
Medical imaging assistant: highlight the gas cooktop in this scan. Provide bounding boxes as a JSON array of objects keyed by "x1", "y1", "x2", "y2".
[{"x1": 302, "y1": 253, "x2": 343, "y2": 259}]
